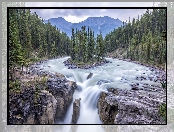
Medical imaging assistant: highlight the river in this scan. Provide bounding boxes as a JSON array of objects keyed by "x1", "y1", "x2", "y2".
[{"x1": 39, "y1": 56, "x2": 161, "y2": 125}]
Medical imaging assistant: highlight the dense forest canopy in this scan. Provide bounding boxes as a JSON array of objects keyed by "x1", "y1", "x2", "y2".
[{"x1": 104, "y1": 9, "x2": 166, "y2": 66}]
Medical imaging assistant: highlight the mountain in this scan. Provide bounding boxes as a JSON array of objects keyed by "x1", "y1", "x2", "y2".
[{"x1": 44, "y1": 16, "x2": 123, "y2": 38}]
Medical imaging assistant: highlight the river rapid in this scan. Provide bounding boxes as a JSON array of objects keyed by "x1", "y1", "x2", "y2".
[{"x1": 38, "y1": 56, "x2": 162, "y2": 125}]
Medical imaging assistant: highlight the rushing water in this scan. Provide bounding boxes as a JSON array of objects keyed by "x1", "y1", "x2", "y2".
[{"x1": 39, "y1": 56, "x2": 161, "y2": 125}]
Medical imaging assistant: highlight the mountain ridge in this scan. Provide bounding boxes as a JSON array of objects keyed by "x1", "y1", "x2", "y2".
[{"x1": 44, "y1": 16, "x2": 123, "y2": 37}]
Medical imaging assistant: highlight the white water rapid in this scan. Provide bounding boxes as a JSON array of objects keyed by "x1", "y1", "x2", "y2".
[{"x1": 39, "y1": 56, "x2": 161, "y2": 125}]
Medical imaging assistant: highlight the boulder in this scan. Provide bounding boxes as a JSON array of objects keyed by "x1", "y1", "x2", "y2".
[
  {"x1": 72, "y1": 98, "x2": 81, "y2": 124},
  {"x1": 131, "y1": 87, "x2": 139, "y2": 90},
  {"x1": 97, "y1": 91, "x2": 119, "y2": 124},
  {"x1": 87, "y1": 72, "x2": 93, "y2": 80},
  {"x1": 97, "y1": 79, "x2": 112, "y2": 85}
]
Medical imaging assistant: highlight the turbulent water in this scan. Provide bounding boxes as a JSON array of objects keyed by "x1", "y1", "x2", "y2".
[{"x1": 39, "y1": 56, "x2": 161, "y2": 125}]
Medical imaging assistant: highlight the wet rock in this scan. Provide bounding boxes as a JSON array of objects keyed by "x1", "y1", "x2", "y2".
[
  {"x1": 87, "y1": 72, "x2": 93, "y2": 80},
  {"x1": 131, "y1": 87, "x2": 139, "y2": 90},
  {"x1": 107, "y1": 88, "x2": 114, "y2": 93},
  {"x1": 123, "y1": 59, "x2": 131, "y2": 62},
  {"x1": 97, "y1": 79, "x2": 112, "y2": 85},
  {"x1": 68, "y1": 64, "x2": 77, "y2": 69},
  {"x1": 72, "y1": 98, "x2": 81, "y2": 124},
  {"x1": 76, "y1": 85, "x2": 82, "y2": 91}
]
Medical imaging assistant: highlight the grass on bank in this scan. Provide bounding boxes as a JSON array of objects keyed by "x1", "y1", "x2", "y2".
[{"x1": 159, "y1": 103, "x2": 167, "y2": 123}]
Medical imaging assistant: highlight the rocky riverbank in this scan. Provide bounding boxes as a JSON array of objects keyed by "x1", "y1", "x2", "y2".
[
  {"x1": 97, "y1": 58, "x2": 166, "y2": 124},
  {"x1": 98, "y1": 84, "x2": 166, "y2": 124},
  {"x1": 9, "y1": 58, "x2": 166, "y2": 124},
  {"x1": 63, "y1": 58, "x2": 111, "y2": 69},
  {"x1": 119, "y1": 58, "x2": 166, "y2": 81},
  {"x1": 9, "y1": 63, "x2": 77, "y2": 124}
]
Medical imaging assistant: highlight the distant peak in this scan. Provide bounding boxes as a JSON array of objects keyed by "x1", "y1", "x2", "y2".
[
  {"x1": 47, "y1": 17, "x2": 65, "y2": 21},
  {"x1": 57, "y1": 17, "x2": 65, "y2": 19}
]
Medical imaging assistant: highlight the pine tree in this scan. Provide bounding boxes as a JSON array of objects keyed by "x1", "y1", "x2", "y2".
[{"x1": 71, "y1": 28, "x2": 75, "y2": 60}]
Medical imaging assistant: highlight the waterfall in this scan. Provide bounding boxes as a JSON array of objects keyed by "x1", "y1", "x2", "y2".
[{"x1": 40, "y1": 56, "x2": 160, "y2": 125}]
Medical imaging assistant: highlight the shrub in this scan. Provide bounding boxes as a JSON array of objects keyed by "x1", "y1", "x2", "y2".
[{"x1": 159, "y1": 103, "x2": 166, "y2": 123}]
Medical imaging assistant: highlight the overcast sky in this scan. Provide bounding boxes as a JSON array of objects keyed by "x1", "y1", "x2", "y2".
[{"x1": 25, "y1": 2, "x2": 160, "y2": 23}]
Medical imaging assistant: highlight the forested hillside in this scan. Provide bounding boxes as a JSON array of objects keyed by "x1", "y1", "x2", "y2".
[
  {"x1": 104, "y1": 9, "x2": 166, "y2": 67},
  {"x1": 9, "y1": 9, "x2": 71, "y2": 73}
]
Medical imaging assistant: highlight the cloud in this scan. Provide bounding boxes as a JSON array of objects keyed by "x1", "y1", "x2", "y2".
[
  {"x1": 26, "y1": 2, "x2": 160, "y2": 23},
  {"x1": 64, "y1": 15, "x2": 90, "y2": 23}
]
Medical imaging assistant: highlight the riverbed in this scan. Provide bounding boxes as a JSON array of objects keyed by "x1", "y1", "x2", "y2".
[{"x1": 37, "y1": 56, "x2": 165, "y2": 124}]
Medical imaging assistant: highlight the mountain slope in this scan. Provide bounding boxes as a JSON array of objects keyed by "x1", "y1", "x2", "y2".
[{"x1": 44, "y1": 16, "x2": 123, "y2": 38}]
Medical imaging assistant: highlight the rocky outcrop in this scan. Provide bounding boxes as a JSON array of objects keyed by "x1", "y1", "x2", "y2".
[
  {"x1": 29, "y1": 63, "x2": 77, "y2": 120},
  {"x1": 9, "y1": 65, "x2": 77, "y2": 124},
  {"x1": 47, "y1": 75, "x2": 77, "y2": 120},
  {"x1": 98, "y1": 87, "x2": 166, "y2": 124},
  {"x1": 9, "y1": 89, "x2": 57, "y2": 124},
  {"x1": 72, "y1": 98, "x2": 81, "y2": 124},
  {"x1": 38, "y1": 90, "x2": 57, "y2": 124},
  {"x1": 115, "y1": 89, "x2": 166, "y2": 124},
  {"x1": 97, "y1": 88, "x2": 120, "y2": 124}
]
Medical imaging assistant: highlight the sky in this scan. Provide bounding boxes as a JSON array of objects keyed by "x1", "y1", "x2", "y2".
[{"x1": 25, "y1": 2, "x2": 160, "y2": 23}]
